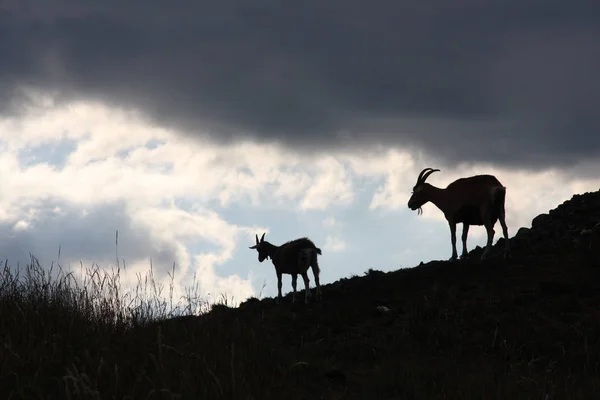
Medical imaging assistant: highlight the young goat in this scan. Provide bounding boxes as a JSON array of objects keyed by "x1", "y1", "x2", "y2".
[
  {"x1": 249, "y1": 233, "x2": 322, "y2": 304},
  {"x1": 407, "y1": 167, "x2": 510, "y2": 261}
]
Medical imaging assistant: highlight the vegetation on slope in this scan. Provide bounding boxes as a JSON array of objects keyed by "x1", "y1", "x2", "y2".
[{"x1": 1, "y1": 191, "x2": 600, "y2": 399}]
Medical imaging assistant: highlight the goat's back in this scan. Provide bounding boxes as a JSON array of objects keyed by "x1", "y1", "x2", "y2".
[
  {"x1": 445, "y1": 175, "x2": 504, "y2": 206},
  {"x1": 272, "y1": 237, "x2": 321, "y2": 265}
]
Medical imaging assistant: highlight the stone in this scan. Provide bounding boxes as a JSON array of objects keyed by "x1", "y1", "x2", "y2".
[{"x1": 532, "y1": 213, "x2": 551, "y2": 228}]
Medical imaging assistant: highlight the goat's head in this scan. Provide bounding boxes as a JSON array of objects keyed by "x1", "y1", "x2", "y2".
[
  {"x1": 249, "y1": 232, "x2": 269, "y2": 262},
  {"x1": 407, "y1": 167, "x2": 440, "y2": 215}
]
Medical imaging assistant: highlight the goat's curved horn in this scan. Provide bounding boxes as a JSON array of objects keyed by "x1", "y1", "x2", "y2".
[
  {"x1": 260, "y1": 232, "x2": 265, "y2": 243},
  {"x1": 255, "y1": 234, "x2": 259, "y2": 245},
  {"x1": 417, "y1": 168, "x2": 434, "y2": 184},
  {"x1": 421, "y1": 168, "x2": 440, "y2": 183}
]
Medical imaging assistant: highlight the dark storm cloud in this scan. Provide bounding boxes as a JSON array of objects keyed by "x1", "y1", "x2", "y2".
[{"x1": 1, "y1": 0, "x2": 599, "y2": 167}]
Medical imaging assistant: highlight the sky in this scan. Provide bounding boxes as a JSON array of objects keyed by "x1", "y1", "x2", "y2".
[{"x1": 1, "y1": 1, "x2": 599, "y2": 307}]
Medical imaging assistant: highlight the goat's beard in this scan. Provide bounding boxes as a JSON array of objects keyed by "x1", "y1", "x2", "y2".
[{"x1": 417, "y1": 207, "x2": 423, "y2": 216}]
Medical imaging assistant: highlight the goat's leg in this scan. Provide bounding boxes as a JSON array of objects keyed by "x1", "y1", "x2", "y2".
[
  {"x1": 291, "y1": 273, "x2": 298, "y2": 304},
  {"x1": 297, "y1": 251, "x2": 312, "y2": 302},
  {"x1": 449, "y1": 221, "x2": 458, "y2": 261},
  {"x1": 460, "y1": 223, "x2": 470, "y2": 259},
  {"x1": 312, "y1": 261, "x2": 322, "y2": 301},
  {"x1": 301, "y1": 272, "x2": 311, "y2": 304},
  {"x1": 499, "y1": 213, "x2": 511, "y2": 259},
  {"x1": 276, "y1": 271, "x2": 283, "y2": 304},
  {"x1": 481, "y1": 221, "x2": 496, "y2": 260}
]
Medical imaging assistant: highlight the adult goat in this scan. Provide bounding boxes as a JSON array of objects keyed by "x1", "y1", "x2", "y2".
[{"x1": 407, "y1": 167, "x2": 510, "y2": 261}]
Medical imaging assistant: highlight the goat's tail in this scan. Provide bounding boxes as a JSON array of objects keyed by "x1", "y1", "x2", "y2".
[
  {"x1": 493, "y1": 186, "x2": 507, "y2": 217},
  {"x1": 311, "y1": 248, "x2": 321, "y2": 275}
]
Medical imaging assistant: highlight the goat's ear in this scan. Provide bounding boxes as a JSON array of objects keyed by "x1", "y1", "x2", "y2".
[
  {"x1": 260, "y1": 232, "x2": 265, "y2": 243},
  {"x1": 249, "y1": 245, "x2": 257, "y2": 249}
]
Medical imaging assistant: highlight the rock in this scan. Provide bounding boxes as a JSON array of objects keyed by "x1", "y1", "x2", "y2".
[
  {"x1": 467, "y1": 189, "x2": 600, "y2": 259},
  {"x1": 516, "y1": 227, "x2": 531, "y2": 238},
  {"x1": 376, "y1": 305, "x2": 391, "y2": 313},
  {"x1": 532, "y1": 213, "x2": 551, "y2": 228}
]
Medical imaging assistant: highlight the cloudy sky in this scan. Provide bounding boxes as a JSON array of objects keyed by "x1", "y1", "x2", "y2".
[{"x1": 1, "y1": 1, "x2": 599, "y2": 306}]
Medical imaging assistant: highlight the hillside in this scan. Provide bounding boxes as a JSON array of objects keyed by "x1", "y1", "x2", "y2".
[{"x1": 2, "y1": 191, "x2": 600, "y2": 399}]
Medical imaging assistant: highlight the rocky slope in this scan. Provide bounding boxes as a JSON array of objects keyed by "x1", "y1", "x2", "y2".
[{"x1": 469, "y1": 190, "x2": 600, "y2": 260}]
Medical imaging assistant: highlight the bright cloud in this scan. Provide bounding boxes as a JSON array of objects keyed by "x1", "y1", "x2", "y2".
[
  {"x1": 322, "y1": 216, "x2": 339, "y2": 229},
  {"x1": 324, "y1": 235, "x2": 347, "y2": 253},
  {"x1": 300, "y1": 156, "x2": 354, "y2": 210}
]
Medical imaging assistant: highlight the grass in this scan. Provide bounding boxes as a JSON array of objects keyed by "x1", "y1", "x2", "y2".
[{"x1": 2, "y1": 243, "x2": 600, "y2": 399}]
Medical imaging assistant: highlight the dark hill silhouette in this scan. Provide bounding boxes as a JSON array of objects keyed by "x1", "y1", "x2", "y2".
[{"x1": 2, "y1": 190, "x2": 600, "y2": 399}]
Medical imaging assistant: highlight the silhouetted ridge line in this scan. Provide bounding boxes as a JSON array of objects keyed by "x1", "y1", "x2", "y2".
[{"x1": 472, "y1": 189, "x2": 600, "y2": 259}]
